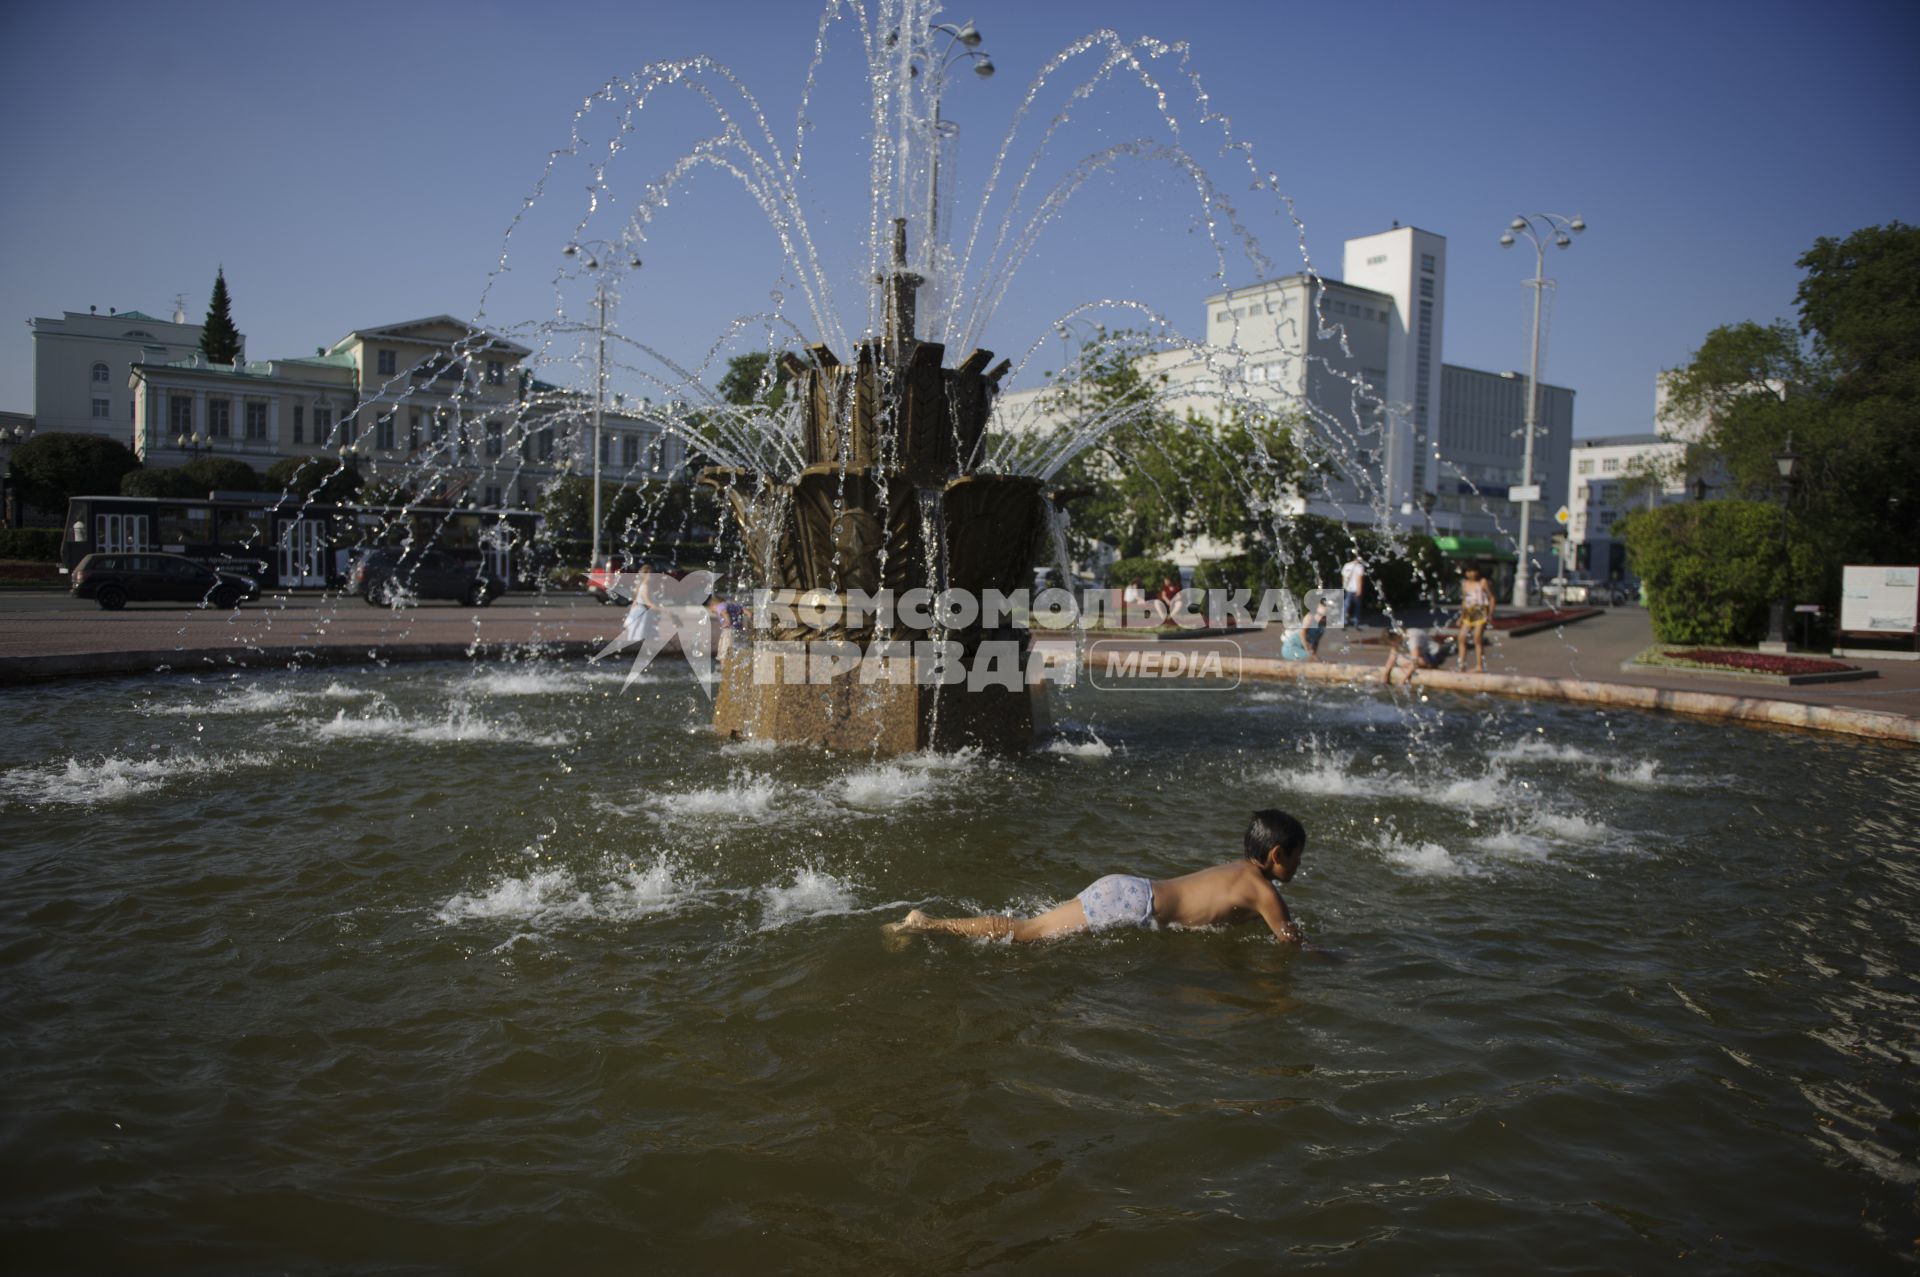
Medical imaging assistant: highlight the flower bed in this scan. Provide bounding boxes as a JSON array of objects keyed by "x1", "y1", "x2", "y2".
[{"x1": 1645, "y1": 647, "x2": 1859, "y2": 677}]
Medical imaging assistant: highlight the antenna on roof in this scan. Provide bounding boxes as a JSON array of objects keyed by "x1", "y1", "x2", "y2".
[{"x1": 172, "y1": 294, "x2": 188, "y2": 324}]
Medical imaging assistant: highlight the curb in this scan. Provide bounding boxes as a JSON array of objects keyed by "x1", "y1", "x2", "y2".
[{"x1": 1225, "y1": 655, "x2": 1919, "y2": 746}]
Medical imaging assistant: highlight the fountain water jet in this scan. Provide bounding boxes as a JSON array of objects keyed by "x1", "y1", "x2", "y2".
[{"x1": 702, "y1": 217, "x2": 1052, "y2": 753}]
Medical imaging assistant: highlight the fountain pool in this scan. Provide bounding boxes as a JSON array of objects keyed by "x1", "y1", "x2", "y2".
[{"x1": 1, "y1": 660, "x2": 1914, "y2": 1271}]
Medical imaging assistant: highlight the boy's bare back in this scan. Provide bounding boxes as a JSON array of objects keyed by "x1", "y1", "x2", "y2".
[{"x1": 1152, "y1": 859, "x2": 1300, "y2": 942}]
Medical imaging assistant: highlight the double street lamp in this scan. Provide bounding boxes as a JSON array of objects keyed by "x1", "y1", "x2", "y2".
[
  {"x1": 900, "y1": 20, "x2": 994, "y2": 273},
  {"x1": 1499, "y1": 211, "x2": 1586, "y2": 607},
  {"x1": 562, "y1": 240, "x2": 642, "y2": 571}
]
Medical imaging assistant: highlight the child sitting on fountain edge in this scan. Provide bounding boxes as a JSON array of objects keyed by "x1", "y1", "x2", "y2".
[{"x1": 886, "y1": 809, "x2": 1308, "y2": 945}]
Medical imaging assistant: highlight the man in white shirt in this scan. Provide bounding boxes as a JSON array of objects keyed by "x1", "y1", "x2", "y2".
[{"x1": 1339, "y1": 556, "x2": 1366, "y2": 627}]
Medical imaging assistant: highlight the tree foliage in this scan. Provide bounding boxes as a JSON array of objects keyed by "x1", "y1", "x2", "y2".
[
  {"x1": 11, "y1": 432, "x2": 139, "y2": 511},
  {"x1": 121, "y1": 457, "x2": 260, "y2": 498},
  {"x1": 717, "y1": 351, "x2": 791, "y2": 409},
  {"x1": 1045, "y1": 335, "x2": 1305, "y2": 567},
  {"x1": 198, "y1": 268, "x2": 242, "y2": 365},
  {"x1": 1658, "y1": 222, "x2": 1920, "y2": 607},
  {"x1": 537, "y1": 475, "x2": 713, "y2": 565},
  {"x1": 266, "y1": 456, "x2": 365, "y2": 504},
  {"x1": 1621, "y1": 501, "x2": 1819, "y2": 645}
]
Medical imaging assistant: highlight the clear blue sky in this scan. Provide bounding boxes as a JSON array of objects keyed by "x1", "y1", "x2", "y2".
[{"x1": 2, "y1": 0, "x2": 1914, "y2": 438}]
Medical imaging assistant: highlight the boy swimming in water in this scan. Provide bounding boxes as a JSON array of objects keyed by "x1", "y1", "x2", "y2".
[{"x1": 885, "y1": 809, "x2": 1308, "y2": 944}]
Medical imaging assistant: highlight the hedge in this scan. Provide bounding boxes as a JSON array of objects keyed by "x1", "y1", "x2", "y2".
[
  {"x1": 1104, "y1": 556, "x2": 1184, "y2": 593},
  {"x1": 1621, "y1": 500, "x2": 1811, "y2": 644},
  {"x1": 0, "y1": 528, "x2": 63, "y2": 561}
]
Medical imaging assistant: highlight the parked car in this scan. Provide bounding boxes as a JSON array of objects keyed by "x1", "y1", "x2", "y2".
[
  {"x1": 70, "y1": 552, "x2": 260, "y2": 611},
  {"x1": 585, "y1": 555, "x2": 684, "y2": 605},
  {"x1": 1547, "y1": 572, "x2": 1632, "y2": 607},
  {"x1": 348, "y1": 547, "x2": 504, "y2": 607}
]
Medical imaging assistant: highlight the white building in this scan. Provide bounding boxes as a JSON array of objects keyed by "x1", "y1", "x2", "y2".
[
  {"x1": 30, "y1": 306, "x2": 217, "y2": 445},
  {"x1": 1567, "y1": 432, "x2": 1687, "y2": 579},
  {"x1": 992, "y1": 225, "x2": 1577, "y2": 574}
]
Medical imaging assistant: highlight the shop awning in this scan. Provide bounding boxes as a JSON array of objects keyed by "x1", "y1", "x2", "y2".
[{"x1": 1433, "y1": 536, "x2": 1517, "y2": 562}]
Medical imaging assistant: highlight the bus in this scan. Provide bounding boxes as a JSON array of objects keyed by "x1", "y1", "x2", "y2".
[{"x1": 61, "y1": 492, "x2": 546, "y2": 592}]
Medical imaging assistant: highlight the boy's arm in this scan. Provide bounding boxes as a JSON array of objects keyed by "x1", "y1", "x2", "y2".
[{"x1": 1251, "y1": 879, "x2": 1303, "y2": 945}]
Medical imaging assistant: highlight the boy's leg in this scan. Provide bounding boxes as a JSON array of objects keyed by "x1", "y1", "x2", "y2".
[
  {"x1": 1010, "y1": 898, "x2": 1090, "y2": 942},
  {"x1": 886, "y1": 899, "x2": 1088, "y2": 942}
]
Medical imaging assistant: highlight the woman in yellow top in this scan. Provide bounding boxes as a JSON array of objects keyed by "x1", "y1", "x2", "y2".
[{"x1": 1457, "y1": 565, "x2": 1495, "y2": 672}]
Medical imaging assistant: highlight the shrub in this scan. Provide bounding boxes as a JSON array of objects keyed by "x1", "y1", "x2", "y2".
[
  {"x1": 0, "y1": 528, "x2": 62, "y2": 561},
  {"x1": 1104, "y1": 556, "x2": 1183, "y2": 593},
  {"x1": 11, "y1": 432, "x2": 139, "y2": 511},
  {"x1": 1192, "y1": 554, "x2": 1273, "y2": 594},
  {"x1": 1622, "y1": 500, "x2": 1812, "y2": 644},
  {"x1": 121, "y1": 468, "x2": 202, "y2": 498}
]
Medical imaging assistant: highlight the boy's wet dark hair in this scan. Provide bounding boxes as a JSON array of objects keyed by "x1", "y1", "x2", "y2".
[{"x1": 1245, "y1": 808, "x2": 1306, "y2": 860}]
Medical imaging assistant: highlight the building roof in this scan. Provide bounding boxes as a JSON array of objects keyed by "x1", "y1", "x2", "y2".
[
  {"x1": 1571, "y1": 432, "x2": 1669, "y2": 449},
  {"x1": 1205, "y1": 275, "x2": 1393, "y2": 305},
  {"x1": 329, "y1": 316, "x2": 532, "y2": 358}
]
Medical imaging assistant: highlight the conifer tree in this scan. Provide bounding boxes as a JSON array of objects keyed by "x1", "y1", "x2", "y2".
[{"x1": 198, "y1": 268, "x2": 242, "y2": 365}]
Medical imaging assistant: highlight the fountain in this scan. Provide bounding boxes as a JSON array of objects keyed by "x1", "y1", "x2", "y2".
[
  {"x1": 700, "y1": 217, "x2": 1052, "y2": 753},
  {"x1": 3, "y1": 7, "x2": 1917, "y2": 1271}
]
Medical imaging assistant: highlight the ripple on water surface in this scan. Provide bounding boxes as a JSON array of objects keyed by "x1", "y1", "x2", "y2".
[{"x1": 0, "y1": 662, "x2": 1913, "y2": 1272}]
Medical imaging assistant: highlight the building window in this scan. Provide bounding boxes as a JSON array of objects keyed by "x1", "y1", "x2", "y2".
[
  {"x1": 207, "y1": 398, "x2": 232, "y2": 438},
  {"x1": 484, "y1": 485, "x2": 502, "y2": 508},
  {"x1": 1577, "y1": 459, "x2": 1594, "y2": 475},
  {"x1": 314, "y1": 406, "x2": 333, "y2": 442},
  {"x1": 486, "y1": 420, "x2": 504, "y2": 458},
  {"x1": 91, "y1": 362, "x2": 111, "y2": 383},
  {"x1": 1420, "y1": 253, "x2": 1436, "y2": 273},
  {"x1": 377, "y1": 414, "x2": 395, "y2": 451},
  {"x1": 245, "y1": 402, "x2": 269, "y2": 440},
  {"x1": 92, "y1": 398, "x2": 111, "y2": 418},
  {"x1": 1602, "y1": 457, "x2": 1619, "y2": 473},
  {"x1": 486, "y1": 360, "x2": 505, "y2": 386},
  {"x1": 293, "y1": 405, "x2": 305, "y2": 444},
  {"x1": 169, "y1": 395, "x2": 193, "y2": 436},
  {"x1": 1419, "y1": 278, "x2": 1434, "y2": 299},
  {"x1": 376, "y1": 349, "x2": 396, "y2": 376},
  {"x1": 409, "y1": 410, "x2": 424, "y2": 453},
  {"x1": 538, "y1": 429, "x2": 554, "y2": 462},
  {"x1": 622, "y1": 433, "x2": 639, "y2": 466}
]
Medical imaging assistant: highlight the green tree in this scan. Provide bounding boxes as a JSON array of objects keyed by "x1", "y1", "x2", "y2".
[
  {"x1": 120, "y1": 468, "x2": 200, "y2": 498},
  {"x1": 11, "y1": 432, "x2": 139, "y2": 512},
  {"x1": 266, "y1": 456, "x2": 365, "y2": 504},
  {"x1": 1621, "y1": 501, "x2": 1821, "y2": 644},
  {"x1": 717, "y1": 351, "x2": 792, "y2": 409},
  {"x1": 1660, "y1": 224, "x2": 1920, "y2": 611},
  {"x1": 1045, "y1": 335, "x2": 1306, "y2": 569},
  {"x1": 198, "y1": 268, "x2": 242, "y2": 365}
]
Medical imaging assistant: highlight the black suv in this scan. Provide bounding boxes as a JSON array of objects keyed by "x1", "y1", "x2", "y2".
[
  {"x1": 348, "y1": 547, "x2": 504, "y2": 607},
  {"x1": 70, "y1": 552, "x2": 261, "y2": 610}
]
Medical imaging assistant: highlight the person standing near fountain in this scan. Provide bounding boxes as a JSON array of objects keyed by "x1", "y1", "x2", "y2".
[
  {"x1": 1340, "y1": 554, "x2": 1368, "y2": 628},
  {"x1": 620, "y1": 564, "x2": 658, "y2": 646},
  {"x1": 886, "y1": 810, "x2": 1308, "y2": 944},
  {"x1": 1457, "y1": 565, "x2": 1495, "y2": 673}
]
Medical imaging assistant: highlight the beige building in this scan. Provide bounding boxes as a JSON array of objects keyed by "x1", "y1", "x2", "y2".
[
  {"x1": 30, "y1": 307, "x2": 216, "y2": 445},
  {"x1": 130, "y1": 315, "x2": 683, "y2": 509}
]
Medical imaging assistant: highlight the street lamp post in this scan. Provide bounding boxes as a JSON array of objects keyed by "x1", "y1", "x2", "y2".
[
  {"x1": 175, "y1": 431, "x2": 208, "y2": 458},
  {"x1": 1499, "y1": 212, "x2": 1586, "y2": 608},
  {"x1": 906, "y1": 20, "x2": 994, "y2": 275},
  {"x1": 563, "y1": 241, "x2": 641, "y2": 572},
  {"x1": 1762, "y1": 436, "x2": 1799, "y2": 651}
]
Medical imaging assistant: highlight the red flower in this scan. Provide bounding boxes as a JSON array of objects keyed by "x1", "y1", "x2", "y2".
[{"x1": 1671, "y1": 648, "x2": 1856, "y2": 676}]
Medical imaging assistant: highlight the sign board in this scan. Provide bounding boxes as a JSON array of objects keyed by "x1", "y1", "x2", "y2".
[
  {"x1": 1509, "y1": 484, "x2": 1542, "y2": 503},
  {"x1": 1839, "y1": 565, "x2": 1919, "y2": 634},
  {"x1": 1554, "y1": 505, "x2": 1570, "y2": 526}
]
